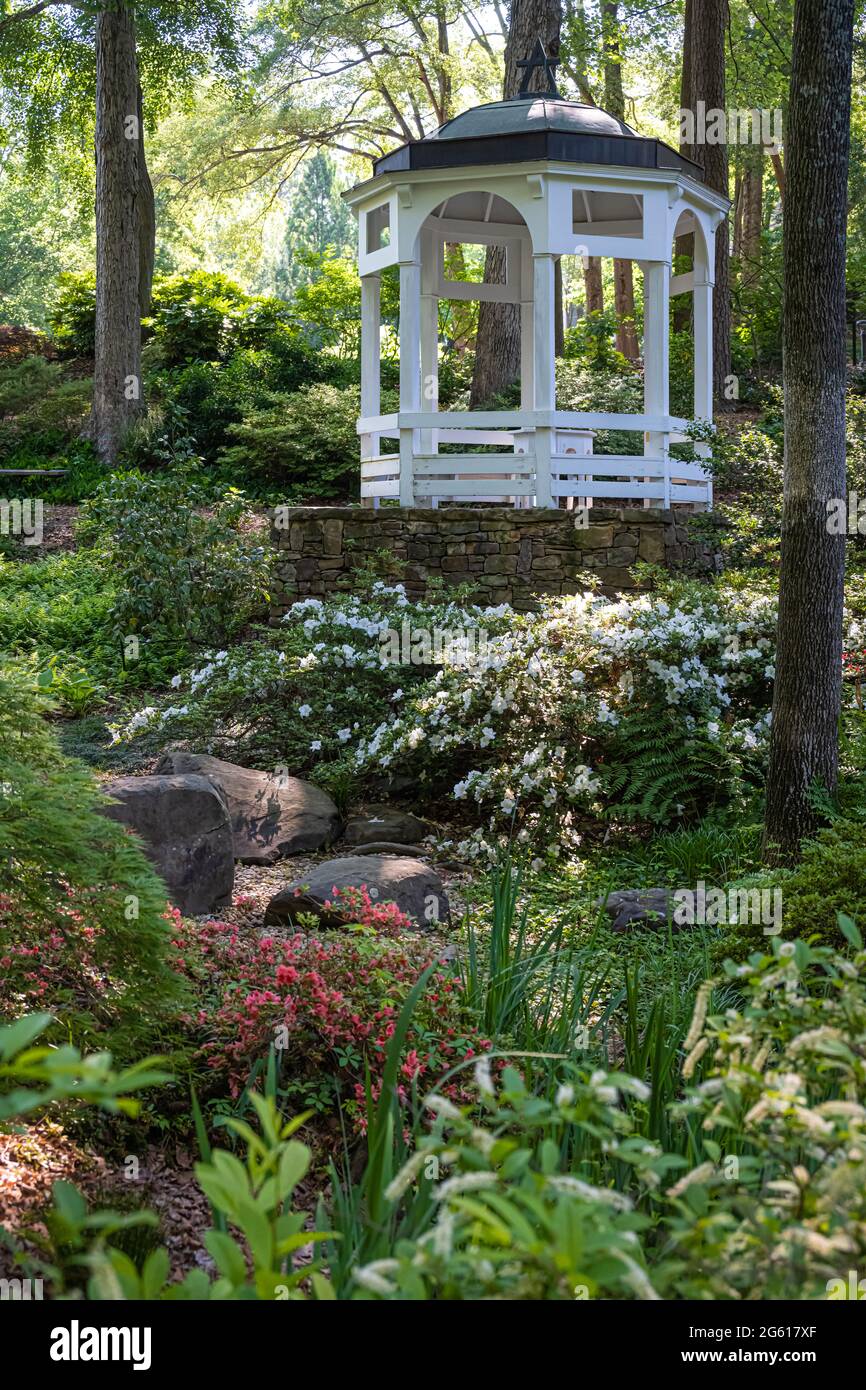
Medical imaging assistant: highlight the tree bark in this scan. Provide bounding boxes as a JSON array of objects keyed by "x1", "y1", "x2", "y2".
[
  {"x1": 732, "y1": 170, "x2": 744, "y2": 258},
  {"x1": 93, "y1": 3, "x2": 147, "y2": 464},
  {"x1": 673, "y1": 0, "x2": 695, "y2": 333},
  {"x1": 740, "y1": 159, "x2": 763, "y2": 289},
  {"x1": 137, "y1": 82, "x2": 155, "y2": 317},
  {"x1": 470, "y1": 0, "x2": 562, "y2": 407},
  {"x1": 602, "y1": 0, "x2": 638, "y2": 360},
  {"x1": 583, "y1": 256, "x2": 604, "y2": 313},
  {"x1": 690, "y1": 0, "x2": 731, "y2": 404},
  {"x1": 613, "y1": 258, "x2": 638, "y2": 357},
  {"x1": 763, "y1": 0, "x2": 854, "y2": 863}
]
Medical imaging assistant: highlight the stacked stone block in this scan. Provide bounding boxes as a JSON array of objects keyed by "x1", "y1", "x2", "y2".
[{"x1": 270, "y1": 506, "x2": 722, "y2": 619}]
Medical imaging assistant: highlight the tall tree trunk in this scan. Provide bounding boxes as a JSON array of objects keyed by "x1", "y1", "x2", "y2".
[
  {"x1": 763, "y1": 0, "x2": 854, "y2": 863},
  {"x1": 602, "y1": 0, "x2": 638, "y2": 360},
  {"x1": 732, "y1": 170, "x2": 744, "y2": 259},
  {"x1": 691, "y1": 0, "x2": 731, "y2": 404},
  {"x1": 613, "y1": 259, "x2": 638, "y2": 357},
  {"x1": 583, "y1": 257, "x2": 604, "y2": 313},
  {"x1": 470, "y1": 0, "x2": 562, "y2": 407},
  {"x1": 740, "y1": 159, "x2": 763, "y2": 289},
  {"x1": 673, "y1": 0, "x2": 695, "y2": 332},
  {"x1": 93, "y1": 4, "x2": 147, "y2": 464},
  {"x1": 137, "y1": 82, "x2": 155, "y2": 317}
]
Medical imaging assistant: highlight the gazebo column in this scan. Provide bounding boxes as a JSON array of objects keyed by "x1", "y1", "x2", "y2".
[
  {"x1": 419, "y1": 229, "x2": 439, "y2": 491},
  {"x1": 520, "y1": 240, "x2": 535, "y2": 409},
  {"x1": 360, "y1": 273, "x2": 381, "y2": 509},
  {"x1": 398, "y1": 255, "x2": 421, "y2": 507},
  {"x1": 532, "y1": 252, "x2": 556, "y2": 508},
  {"x1": 693, "y1": 273, "x2": 714, "y2": 509},
  {"x1": 643, "y1": 260, "x2": 670, "y2": 508}
]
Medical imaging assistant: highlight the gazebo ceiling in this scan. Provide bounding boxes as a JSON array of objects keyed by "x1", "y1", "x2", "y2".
[
  {"x1": 430, "y1": 191, "x2": 527, "y2": 225},
  {"x1": 373, "y1": 92, "x2": 705, "y2": 184}
]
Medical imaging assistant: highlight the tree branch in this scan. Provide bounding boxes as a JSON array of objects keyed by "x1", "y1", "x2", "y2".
[{"x1": 0, "y1": 0, "x2": 85, "y2": 31}]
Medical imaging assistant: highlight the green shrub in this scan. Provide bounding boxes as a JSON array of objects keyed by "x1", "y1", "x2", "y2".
[
  {"x1": 48, "y1": 268, "x2": 307, "y2": 372},
  {"x1": 145, "y1": 270, "x2": 250, "y2": 364},
  {"x1": 155, "y1": 343, "x2": 321, "y2": 466},
  {"x1": 8, "y1": 441, "x2": 105, "y2": 504},
  {"x1": 561, "y1": 307, "x2": 626, "y2": 368},
  {"x1": 218, "y1": 381, "x2": 364, "y2": 495},
  {"x1": 718, "y1": 818, "x2": 866, "y2": 958},
  {"x1": 116, "y1": 399, "x2": 201, "y2": 471},
  {"x1": 77, "y1": 469, "x2": 270, "y2": 662},
  {"x1": 145, "y1": 271, "x2": 299, "y2": 368},
  {"x1": 291, "y1": 253, "x2": 362, "y2": 359},
  {"x1": 0, "y1": 355, "x2": 64, "y2": 415},
  {"x1": 0, "y1": 665, "x2": 187, "y2": 1055},
  {"x1": 49, "y1": 271, "x2": 97, "y2": 358},
  {"x1": 668, "y1": 328, "x2": 694, "y2": 419},
  {"x1": 0, "y1": 357, "x2": 91, "y2": 455},
  {"x1": 555, "y1": 357, "x2": 645, "y2": 455},
  {"x1": 0, "y1": 549, "x2": 114, "y2": 665}
]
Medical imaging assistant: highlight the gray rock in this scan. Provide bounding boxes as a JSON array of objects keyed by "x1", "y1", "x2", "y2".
[
  {"x1": 102, "y1": 774, "x2": 234, "y2": 916},
  {"x1": 349, "y1": 841, "x2": 431, "y2": 857},
  {"x1": 340, "y1": 804, "x2": 429, "y2": 847},
  {"x1": 264, "y1": 855, "x2": 449, "y2": 931},
  {"x1": 155, "y1": 752, "x2": 340, "y2": 864},
  {"x1": 596, "y1": 887, "x2": 676, "y2": 934}
]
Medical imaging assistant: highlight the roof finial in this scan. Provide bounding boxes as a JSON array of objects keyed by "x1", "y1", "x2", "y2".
[{"x1": 517, "y1": 38, "x2": 560, "y2": 98}]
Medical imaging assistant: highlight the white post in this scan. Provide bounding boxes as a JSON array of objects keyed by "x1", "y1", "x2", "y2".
[
  {"x1": 420, "y1": 229, "x2": 438, "y2": 452},
  {"x1": 398, "y1": 256, "x2": 421, "y2": 507},
  {"x1": 693, "y1": 277, "x2": 713, "y2": 424},
  {"x1": 693, "y1": 275, "x2": 714, "y2": 509},
  {"x1": 520, "y1": 240, "x2": 535, "y2": 410},
  {"x1": 360, "y1": 273, "x2": 381, "y2": 509},
  {"x1": 515, "y1": 239, "x2": 535, "y2": 508},
  {"x1": 643, "y1": 260, "x2": 670, "y2": 508},
  {"x1": 532, "y1": 252, "x2": 556, "y2": 508}
]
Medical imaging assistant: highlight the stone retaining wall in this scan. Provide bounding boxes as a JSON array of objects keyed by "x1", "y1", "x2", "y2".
[{"x1": 270, "y1": 506, "x2": 723, "y2": 617}]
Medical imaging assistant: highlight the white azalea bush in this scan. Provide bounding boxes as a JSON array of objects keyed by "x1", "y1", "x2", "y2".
[
  {"x1": 110, "y1": 579, "x2": 513, "y2": 773},
  {"x1": 114, "y1": 575, "x2": 779, "y2": 834},
  {"x1": 352, "y1": 576, "x2": 780, "y2": 850}
]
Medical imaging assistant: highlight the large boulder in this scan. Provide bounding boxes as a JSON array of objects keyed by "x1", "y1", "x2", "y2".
[
  {"x1": 340, "y1": 804, "x2": 429, "y2": 848},
  {"x1": 102, "y1": 774, "x2": 234, "y2": 916},
  {"x1": 264, "y1": 855, "x2": 449, "y2": 931},
  {"x1": 155, "y1": 752, "x2": 340, "y2": 864}
]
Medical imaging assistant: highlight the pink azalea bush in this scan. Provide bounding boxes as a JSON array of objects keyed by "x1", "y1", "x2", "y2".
[{"x1": 169, "y1": 889, "x2": 490, "y2": 1129}]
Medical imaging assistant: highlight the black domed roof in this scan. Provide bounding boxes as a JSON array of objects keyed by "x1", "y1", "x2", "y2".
[
  {"x1": 430, "y1": 95, "x2": 638, "y2": 143},
  {"x1": 373, "y1": 91, "x2": 703, "y2": 183}
]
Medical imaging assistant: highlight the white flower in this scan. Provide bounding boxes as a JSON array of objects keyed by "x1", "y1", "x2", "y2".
[
  {"x1": 434, "y1": 1173, "x2": 498, "y2": 1201},
  {"x1": 170, "y1": 674, "x2": 182, "y2": 689},
  {"x1": 337, "y1": 728, "x2": 352, "y2": 742},
  {"x1": 474, "y1": 1055, "x2": 495, "y2": 1096},
  {"x1": 298, "y1": 704, "x2": 312, "y2": 718},
  {"x1": 310, "y1": 740, "x2": 322, "y2": 752}
]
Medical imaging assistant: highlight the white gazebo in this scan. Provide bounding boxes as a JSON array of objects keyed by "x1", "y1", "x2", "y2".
[{"x1": 344, "y1": 45, "x2": 729, "y2": 510}]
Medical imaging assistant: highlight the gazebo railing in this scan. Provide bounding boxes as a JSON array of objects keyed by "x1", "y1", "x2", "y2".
[{"x1": 358, "y1": 410, "x2": 712, "y2": 510}]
